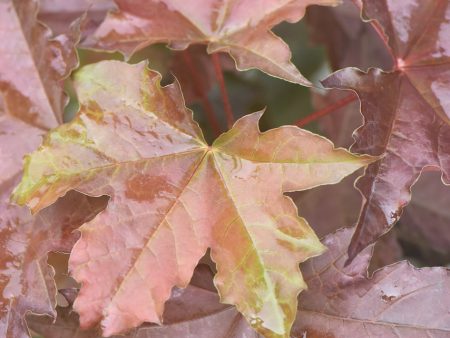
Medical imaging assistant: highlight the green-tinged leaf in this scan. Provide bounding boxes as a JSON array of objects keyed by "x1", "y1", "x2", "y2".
[{"x1": 13, "y1": 60, "x2": 374, "y2": 338}]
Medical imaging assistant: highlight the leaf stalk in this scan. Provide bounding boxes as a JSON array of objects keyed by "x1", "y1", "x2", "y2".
[
  {"x1": 211, "y1": 53, "x2": 235, "y2": 128},
  {"x1": 180, "y1": 50, "x2": 222, "y2": 136},
  {"x1": 295, "y1": 94, "x2": 357, "y2": 127}
]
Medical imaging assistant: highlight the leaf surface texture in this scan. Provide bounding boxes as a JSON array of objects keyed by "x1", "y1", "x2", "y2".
[
  {"x1": 294, "y1": 228, "x2": 450, "y2": 338},
  {"x1": 84, "y1": 0, "x2": 340, "y2": 85},
  {"x1": 323, "y1": 0, "x2": 450, "y2": 261},
  {"x1": 13, "y1": 60, "x2": 373, "y2": 337}
]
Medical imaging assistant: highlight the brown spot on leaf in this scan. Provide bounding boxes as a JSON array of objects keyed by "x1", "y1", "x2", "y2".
[
  {"x1": 84, "y1": 101, "x2": 105, "y2": 124},
  {"x1": 382, "y1": 294, "x2": 395, "y2": 302},
  {"x1": 381, "y1": 292, "x2": 396, "y2": 302},
  {"x1": 125, "y1": 173, "x2": 171, "y2": 202}
]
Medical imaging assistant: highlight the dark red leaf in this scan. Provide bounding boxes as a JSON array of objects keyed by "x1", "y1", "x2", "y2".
[
  {"x1": 306, "y1": 0, "x2": 393, "y2": 70},
  {"x1": 322, "y1": 0, "x2": 450, "y2": 262},
  {"x1": 294, "y1": 228, "x2": 450, "y2": 337}
]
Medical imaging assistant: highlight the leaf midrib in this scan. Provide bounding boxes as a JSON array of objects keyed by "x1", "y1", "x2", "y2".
[{"x1": 210, "y1": 151, "x2": 285, "y2": 332}]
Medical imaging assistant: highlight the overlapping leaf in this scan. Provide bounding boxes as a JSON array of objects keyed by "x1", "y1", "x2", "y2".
[
  {"x1": 306, "y1": 0, "x2": 392, "y2": 70},
  {"x1": 294, "y1": 90, "x2": 403, "y2": 270},
  {"x1": 38, "y1": 0, "x2": 113, "y2": 36},
  {"x1": 293, "y1": 90, "x2": 362, "y2": 237},
  {"x1": 0, "y1": 1, "x2": 105, "y2": 336},
  {"x1": 0, "y1": 0, "x2": 78, "y2": 128},
  {"x1": 293, "y1": 227, "x2": 450, "y2": 337},
  {"x1": 0, "y1": 187, "x2": 107, "y2": 338},
  {"x1": 322, "y1": 0, "x2": 450, "y2": 262},
  {"x1": 83, "y1": 0, "x2": 340, "y2": 85},
  {"x1": 13, "y1": 60, "x2": 373, "y2": 337},
  {"x1": 28, "y1": 265, "x2": 258, "y2": 338}
]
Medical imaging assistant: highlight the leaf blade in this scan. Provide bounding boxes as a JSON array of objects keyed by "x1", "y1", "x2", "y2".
[
  {"x1": 83, "y1": 0, "x2": 340, "y2": 84},
  {"x1": 13, "y1": 60, "x2": 374, "y2": 337},
  {"x1": 322, "y1": 0, "x2": 450, "y2": 261},
  {"x1": 294, "y1": 227, "x2": 450, "y2": 337},
  {"x1": 0, "y1": 0, "x2": 78, "y2": 129}
]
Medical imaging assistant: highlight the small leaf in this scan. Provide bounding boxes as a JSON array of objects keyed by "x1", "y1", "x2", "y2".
[
  {"x1": 13, "y1": 60, "x2": 374, "y2": 337},
  {"x1": 83, "y1": 0, "x2": 341, "y2": 85}
]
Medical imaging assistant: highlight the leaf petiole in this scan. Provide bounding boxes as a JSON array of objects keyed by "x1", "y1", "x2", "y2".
[{"x1": 211, "y1": 53, "x2": 235, "y2": 128}]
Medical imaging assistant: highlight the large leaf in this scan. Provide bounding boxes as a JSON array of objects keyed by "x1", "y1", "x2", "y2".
[
  {"x1": 83, "y1": 0, "x2": 340, "y2": 85},
  {"x1": 322, "y1": 0, "x2": 450, "y2": 262},
  {"x1": 13, "y1": 60, "x2": 374, "y2": 337},
  {"x1": 293, "y1": 227, "x2": 450, "y2": 337}
]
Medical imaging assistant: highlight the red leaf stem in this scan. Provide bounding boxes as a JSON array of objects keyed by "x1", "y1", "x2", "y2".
[
  {"x1": 180, "y1": 50, "x2": 222, "y2": 136},
  {"x1": 211, "y1": 53, "x2": 235, "y2": 128},
  {"x1": 295, "y1": 94, "x2": 357, "y2": 127}
]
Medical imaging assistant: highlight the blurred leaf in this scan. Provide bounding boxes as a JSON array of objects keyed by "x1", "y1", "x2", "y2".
[
  {"x1": 398, "y1": 171, "x2": 450, "y2": 266},
  {"x1": 306, "y1": 0, "x2": 392, "y2": 70}
]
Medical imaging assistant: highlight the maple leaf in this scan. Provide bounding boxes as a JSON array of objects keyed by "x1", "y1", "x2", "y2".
[
  {"x1": 82, "y1": 0, "x2": 341, "y2": 85},
  {"x1": 12, "y1": 60, "x2": 374, "y2": 338},
  {"x1": 0, "y1": 1, "x2": 107, "y2": 337},
  {"x1": 293, "y1": 227, "x2": 450, "y2": 337},
  {"x1": 322, "y1": 0, "x2": 450, "y2": 262}
]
